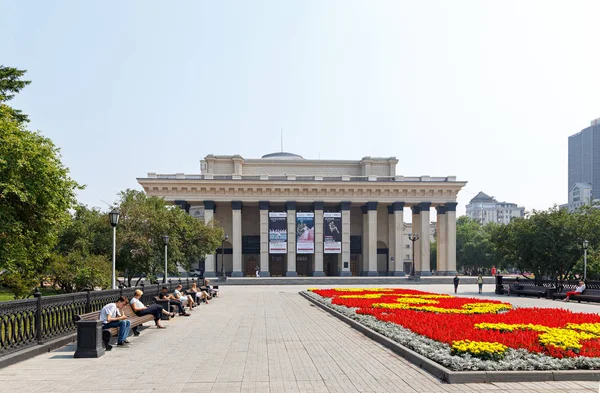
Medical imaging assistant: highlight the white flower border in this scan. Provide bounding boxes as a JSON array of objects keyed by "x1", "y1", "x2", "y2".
[{"x1": 304, "y1": 290, "x2": 600, "y2": 371}]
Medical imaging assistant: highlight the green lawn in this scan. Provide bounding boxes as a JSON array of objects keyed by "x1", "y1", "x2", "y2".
[{"x1": 0, "y1": 287, "x2": 66, "y2": 302}]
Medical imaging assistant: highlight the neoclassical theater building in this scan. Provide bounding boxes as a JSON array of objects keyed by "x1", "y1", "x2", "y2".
[{"x1": 137, "y1": 153, "x2": 466, "y2": 277}]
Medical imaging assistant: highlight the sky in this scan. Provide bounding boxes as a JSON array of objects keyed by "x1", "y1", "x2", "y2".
[{"x1": 2, "y1": 0, "x2": 600, "y2": 218}]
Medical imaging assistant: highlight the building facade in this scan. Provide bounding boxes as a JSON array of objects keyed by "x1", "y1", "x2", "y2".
[
  {"x1": 466, "y1": 192, "x2": 524, "y2": 225},
  {"x1": 560, "y1": 182, "x2": 595, "y2": 212},
  {"x1": 138, "y1": 153, "x2": 466, "y2": 277},
  {"x1": 568, "y1": 117, "x2": 600, "y2": 201}
]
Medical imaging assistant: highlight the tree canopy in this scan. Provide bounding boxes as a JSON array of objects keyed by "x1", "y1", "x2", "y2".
[
  {"x1": 0, "y1": 65, "x2": 31, "y2": 123},
  {"x1": 0, "y1": 98, "x2": 81, "y2": 297},
  {"x1": 115, "y1": 189, "x2": 224, "y2": 286}
]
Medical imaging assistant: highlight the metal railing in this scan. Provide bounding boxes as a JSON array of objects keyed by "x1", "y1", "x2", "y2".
[
  {"x1": 0, "y1": 278, "x2": 201, "y2": 357},
  {"x1": 495, "y1": 276, "x2": 600, "y2": 294}
]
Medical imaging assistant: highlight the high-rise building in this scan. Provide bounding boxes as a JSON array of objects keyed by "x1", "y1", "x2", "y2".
[
  {"x1": 466, "y1": 192, "x2": 525, "y2": 225},
  {"x1": 568, "y1": 117, "x2": 600, "y2": 200}
]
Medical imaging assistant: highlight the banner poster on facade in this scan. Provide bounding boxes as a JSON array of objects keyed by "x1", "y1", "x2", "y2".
[
  {"x1": 268, "y1": 212, "x2": 287, "y2": 254},
  {"x1": 296, "y1": 212, "x2": 315, "y2": 254},
  {"x1": 323, "y1": 212, "x2": 342, "y2": 254}
]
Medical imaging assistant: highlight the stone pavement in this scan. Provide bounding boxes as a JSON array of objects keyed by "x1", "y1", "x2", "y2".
[{"x1": 0, "y1": 284, "x2": 599, "y2": 393}]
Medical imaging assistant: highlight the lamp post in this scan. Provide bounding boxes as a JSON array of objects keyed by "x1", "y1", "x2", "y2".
[
  {"x1": 583, "y1": 240, "x2": 589, "y2": 281},
  {"x1": 109, "y1": 209, "x2": 120, "y2": 290},
  {"x1": 408, "y1": 233, "x2": 419, "y2": 277},
  {"x1": 220, "y1": 234, "x2": 229, "y2": 278},
  {"x1": 162, "y1": 235, "x2": 169, "y2": 283}
]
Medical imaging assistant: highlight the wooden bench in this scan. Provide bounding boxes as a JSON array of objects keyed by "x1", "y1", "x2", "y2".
[
  {"x1": 552, "y1": 288, "x2": 600, "y2": 303},
  {"x1": 154, "y1": 296, "x2": 192, "y2": 319},
  {"x1": 508, "y1": 284, "x2": 550, "y2": 298},
  {"x1": 73, "y1": 304, "x2": 154, "y2": 358}
]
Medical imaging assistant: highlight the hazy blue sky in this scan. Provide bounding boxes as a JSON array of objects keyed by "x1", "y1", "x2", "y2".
[{"x1": 2, "y1": 0, "x2": 600, "y2": 218}]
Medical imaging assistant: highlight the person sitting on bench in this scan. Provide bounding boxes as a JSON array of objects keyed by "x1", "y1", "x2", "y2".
[
  {"x1": 205, "y1": 279, "x2": 219, "y2": 298},
  {"x1": 174, "y1": 284, "x2": 196, "y2": 308},
  {"x1": 100, "y1": 296, "x2": 131, "y2": 350},
  {"x1": 159, "y1": 287, "x2": 190, "y2": 316},
  {"x1": 130, "y1": 290, "x2": 175, "y2": 328},
  {"x1": 188, "y1": 283, "x2": 210, "y2": 304},
  {"x1": 563, "y1": 281, "x2": 586, "y2": 302}
]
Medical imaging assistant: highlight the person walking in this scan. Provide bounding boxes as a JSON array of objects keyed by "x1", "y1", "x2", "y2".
[
  {"x1": 255, "y1": 265, "x2": 260, "y2": 278},
  {"x1": 477, "y1": 274, "x2": 483, "y2": 294},
  {"x1": 453, "y1": 274, "x2": 460, "y2": 294}
]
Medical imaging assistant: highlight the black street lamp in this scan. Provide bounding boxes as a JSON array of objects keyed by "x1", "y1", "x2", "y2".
[
  {"x1": 583, "y1": 240, "x2": 589, "y2": 281},
  {"x1": 162, "y1": 235, "x2": 169, "y2": 283},
  {"x1": 109, "y1": 209, "x2": 120, "y2": 289},
  {"x1": 220, "y1": 234, "x2": 229, "y2": 278},
  {"x1": 408, "y1": 233, "x2": 419, "y2": 277}
]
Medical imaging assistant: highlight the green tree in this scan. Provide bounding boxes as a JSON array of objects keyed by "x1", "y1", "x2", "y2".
[
  {"x1": 48, "y1": 205, "x2": 112, "y2": 292},
  {"x1": 456, "y1": 216, "x2": 498, "y2": 274},
  {"x1": 489, "y1": 207, "x2": 581, "y2": 280},
  {"x1": 0, "y1": 65, "x2": 31, "y2": 123},
  {"x1": 115, "y1": 190, "x2": 223, "y2": 286},
  {"x1": 430, "y1": 240, "x2": 437, "y2": 272},
  {"x1": 0, "y1": 105, "x2": 81, "y2": 297}
]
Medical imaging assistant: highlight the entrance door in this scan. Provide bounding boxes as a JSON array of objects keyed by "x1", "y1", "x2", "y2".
[
  {"x1": 377, "y1": 248, "x2": 389, "y2": 276},
  {"x1": 296, "y1": 255, "x2": 311, "y2": 276},
  {"x1": 269, "y1": 255, "x2": 285, "y2": 277},
  {"x1": 244, "y1": 255, "x2": 258, "y2": 276},
  {"x1": 324, "y1": 254, "x2": 338, "y2": 276},
  {"x1": 350, "y1": 254, "x2": 360, "y2": 276}
]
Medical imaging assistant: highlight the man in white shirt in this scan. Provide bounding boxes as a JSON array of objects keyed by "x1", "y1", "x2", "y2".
[
  {"x1": 100, "y1": 296, "x2": 131, "y2": 349},
  {"x1": 564, "y1": 281, "x2": 586, "y2": 302}
]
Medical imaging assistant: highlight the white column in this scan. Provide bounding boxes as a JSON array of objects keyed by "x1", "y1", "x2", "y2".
[
  {"x1": 313, "y1": 202, "x2": 325, "y2": 276},
  {"x1": 418, "y1": 202, "x2": 431, "y2": 276},
  {"x1": 388, "y1": 206, "x2": 395, "y2": 276},
  {"x1": 361, "y1": 206, "x2": 368, "y2": 275},
  {"x1": 203, "y1": 201, "x2": 216, "y2": 277},
  {"x1": 366, "y1": 202, "x2": 378, "y2": 276},
  {"x1": 286, "y1": 202, "x2": 297, "y2": 276},
  {"x1": 259, "y1": 201, "x2": 270, "y2": 277},
  {"x1": 411, "y1": 206, "x2": 421, "y2": 276},
  {"x1": 445, "y1": 202, "x2": 458, "y2": 275},
  {"x1": 392, "y1": 202, "x2": 405, "y2": 276},
  {"x1": 436, "y1": 206, "x2": 447, "y2": 275},
  {"x1": 231, "y1": 201, "x2": 243, "y2": 277},
  {"x1": 341, "y1": 202, "x2": 351, "y2": 276}
]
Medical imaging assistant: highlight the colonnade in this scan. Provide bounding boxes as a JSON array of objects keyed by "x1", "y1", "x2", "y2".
[{"x1": 193, "y1": 200, "x2": 457, "y2": 277}]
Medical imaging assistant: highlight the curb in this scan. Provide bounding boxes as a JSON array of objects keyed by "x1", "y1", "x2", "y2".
[
  {"x1": 0, "y1": 334, "x2": 76, "y2": 369},
  {"x1": 299, "y1": 291, "x2": 600, "y2": 384}
]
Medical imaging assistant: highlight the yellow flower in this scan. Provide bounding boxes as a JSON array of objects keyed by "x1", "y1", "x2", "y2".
[{"x1": 451, "y1": 340, "x2": 507, "y2": 360}]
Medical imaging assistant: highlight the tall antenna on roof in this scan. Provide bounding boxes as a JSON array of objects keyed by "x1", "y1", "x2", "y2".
[{"x1": 281, "y1": 127, "x2": 283, "y2": 152}]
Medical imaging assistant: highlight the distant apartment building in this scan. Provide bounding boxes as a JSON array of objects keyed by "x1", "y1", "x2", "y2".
[
  {"x1": 466, "y1": 192, "x2": 525, "y2": 225},
  {"x1": 568, "y1": 117, "x2": 600, "y2": 201},
  {"x1": 560, "y1": 182, "x2": 596, "y2": 212}
]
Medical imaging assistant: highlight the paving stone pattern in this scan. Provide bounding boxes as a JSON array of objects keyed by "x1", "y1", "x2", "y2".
[{"x1": 0, "y1": 284, "x2": 598, "y2": 392}]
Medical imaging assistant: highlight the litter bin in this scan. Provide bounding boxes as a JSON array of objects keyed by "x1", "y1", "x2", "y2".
[{"x1": 495, "y1": 275, "x2": 503, "y2": 294}]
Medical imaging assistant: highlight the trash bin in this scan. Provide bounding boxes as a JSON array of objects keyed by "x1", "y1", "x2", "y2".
[{"x1": 495, "y1": 275, "x2": 503, "y2": 294}]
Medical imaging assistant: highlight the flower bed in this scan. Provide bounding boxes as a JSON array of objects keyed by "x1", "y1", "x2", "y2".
[{"x1": 305, "y1": 288, "x2": 600, "y2": 371}]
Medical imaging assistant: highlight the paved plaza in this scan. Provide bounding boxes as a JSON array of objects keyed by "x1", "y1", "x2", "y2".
[{"x1": 0, "y1": 283, "x2": 599, "y2": 393}]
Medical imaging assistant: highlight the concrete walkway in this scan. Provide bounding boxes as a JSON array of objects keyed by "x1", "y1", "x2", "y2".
[{"x1": 0, "y1": 284, "x2": 598, "y2": 393}]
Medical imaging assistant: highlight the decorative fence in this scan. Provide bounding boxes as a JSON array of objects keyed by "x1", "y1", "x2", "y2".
[
  {"x1": 0, "y1": 278, "x2": 201, "y2": 357},
  {"x1": 495, "y1": 276, "x2": 600, "y2": 294}
]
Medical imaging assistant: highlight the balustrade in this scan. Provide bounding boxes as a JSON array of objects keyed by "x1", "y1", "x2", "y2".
[{"x1": 0, "y1": 278, "x2": 199, "y2": 357}]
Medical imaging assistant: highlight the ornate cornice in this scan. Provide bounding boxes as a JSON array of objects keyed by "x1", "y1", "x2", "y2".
[{"x1": 137, "y1": 178, "x2": 467, "y2": 205}]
